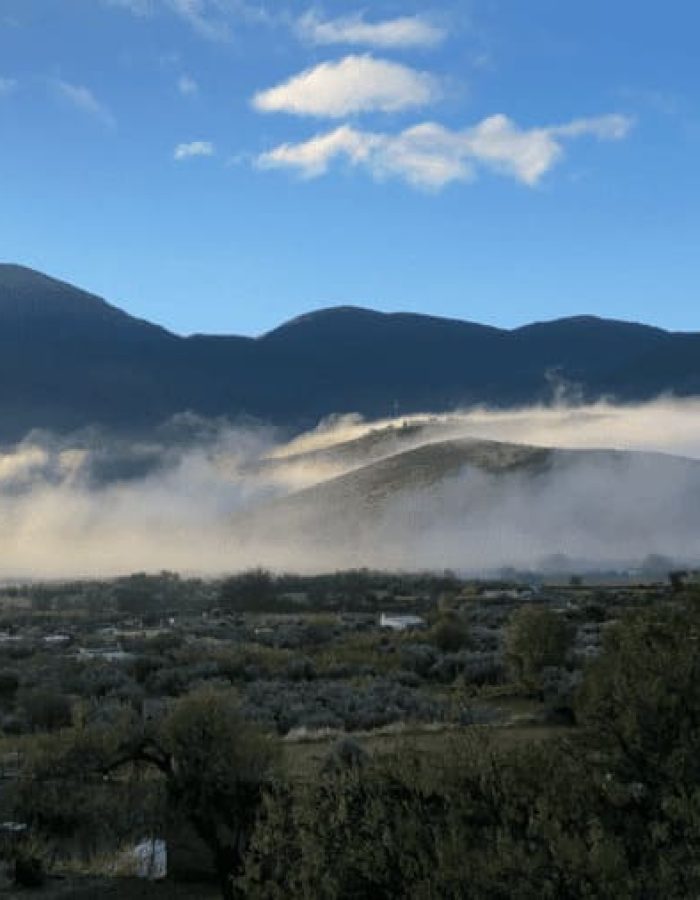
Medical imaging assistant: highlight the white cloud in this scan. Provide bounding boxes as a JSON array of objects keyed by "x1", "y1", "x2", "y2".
[
  {"x1": 464, "y1": 115, "x2": 561, "y2": 185},
  {"x1": 297, "y1": 11, "x2": 446, "y2": 49},
  {"x1": 259, "y1": 125, "x2": 375, "y2": 178},
  {"x1": 0, "y1": 77, "x2": 17, "y2": 96},
  {"x1": 173, "y1": 140, "x2": 215, "y2": 160},
  {"x1": 54, "y1": 80, "x2": 116, "y2": 129},
  {"x1": 257, "y1": 113, "x2": 634, "y2": 189},
  {"x1": 253, "y1": 54, "x2": 440, "y2": 118},
  {"x1": 550, "y1": 114, "x2": 635, "y2": 140},
  {"x1": 177, "y1": 74, "x2": 199, "y2": 96},
  {"x1": 259, "y1": 123, "x2": 473, "y2": 188}
]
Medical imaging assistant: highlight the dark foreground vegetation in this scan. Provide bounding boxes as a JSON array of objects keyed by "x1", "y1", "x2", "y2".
[{"x1": 0, "y1": 569, "x2": 699, "y2": 897}]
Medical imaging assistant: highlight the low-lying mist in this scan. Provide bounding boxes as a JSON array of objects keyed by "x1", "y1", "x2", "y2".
[{"x1": 2, "y1": 399, "x2": 700, "y2": 579}]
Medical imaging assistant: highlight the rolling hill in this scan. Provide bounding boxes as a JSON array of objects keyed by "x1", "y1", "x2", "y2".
[
  {"x1": 235, "y1": 433, "x2": 700, "y2": 573},
  {"x1": 1, "y1": 263, "x2": 699, "y2": 440}
]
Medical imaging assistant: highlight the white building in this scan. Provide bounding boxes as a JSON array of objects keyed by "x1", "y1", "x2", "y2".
[{"x1": 379, "y1": 613, "x2": 426, "y2": 632}]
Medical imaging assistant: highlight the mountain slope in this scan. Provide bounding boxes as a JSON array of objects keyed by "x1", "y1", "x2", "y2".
[
  {"x1": 234, "y1": 438, "x2": 700, "y2": 572},
  {"x1": 275, "y1": 438, "x2": 553, "y2": 512},
  {"x1": 1, "y1": 264, "x2": 700, "y2": 440},
  {"x1": 0, "y1": 264, "x2": 171, "y2": 342}
]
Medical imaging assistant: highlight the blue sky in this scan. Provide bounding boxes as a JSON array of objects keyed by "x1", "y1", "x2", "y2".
[{"x1": 0, "y1": 0, "x2": 698, "y2": 336}]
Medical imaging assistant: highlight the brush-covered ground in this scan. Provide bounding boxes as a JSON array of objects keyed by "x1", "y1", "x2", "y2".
[{"x1": 0, "y1": 567, "x2": 690, "y2": 895}]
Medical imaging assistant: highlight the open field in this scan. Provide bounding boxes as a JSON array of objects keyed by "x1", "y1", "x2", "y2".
[{"x1": 282, "y1": 717, "x2": 573, "y2": 779}]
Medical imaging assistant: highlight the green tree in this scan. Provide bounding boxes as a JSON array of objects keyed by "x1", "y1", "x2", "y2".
[
  {"x1": 574, "y1": 604, "x2": 700, "y2": 894},
  {"x1": 504, "y1": 605, "x2": 572, "y2": 689},
  {"x1": 576, "y1": 606, "x2": 700, "y2": 787},
  {"x1": 16, "y1": 689, "x2": 277, "y2": 900},
  {"x1": 219, "y1": 569, "x2": 275, "y2": 612},
  {"x1": 240, "y1": 735, "x2": 636, "y2": 900},
  {"x1": 158, "y1": 689, "x2": 277, "y2": 897},
  {"x1": 431, "y1": 613, "x2": 469, "y2": 653},
  {"x1": 113, "y1": 573, "x2": 161, "y2": 616}
]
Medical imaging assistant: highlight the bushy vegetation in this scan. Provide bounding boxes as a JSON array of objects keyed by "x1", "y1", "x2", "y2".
[
  {"x1": 240, "y1": 595, "x2": 700, "y2": 899},
  {"x1": 504, "y1": 604, "x2": 573, "y2": 688},
  {"x1": 0, "y1": 570, "x2": 694, "y2": 897}
]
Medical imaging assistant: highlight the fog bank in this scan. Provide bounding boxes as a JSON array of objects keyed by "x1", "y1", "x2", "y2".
[{"x1": 1, "y1": 399, "x2": 700, "y2": 578}]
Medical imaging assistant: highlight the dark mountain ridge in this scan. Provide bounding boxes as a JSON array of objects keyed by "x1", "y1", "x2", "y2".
[
  {"x1": 0, "y1": 264, "x2": 172, "y2": 342},
  {"x1": 1, "y1": 263, "x2": 698, "y2": 440}
]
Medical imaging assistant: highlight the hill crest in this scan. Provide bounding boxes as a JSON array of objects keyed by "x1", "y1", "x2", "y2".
[{"x1": 1, "y1": 264, "x2": 699, "y2": 439}]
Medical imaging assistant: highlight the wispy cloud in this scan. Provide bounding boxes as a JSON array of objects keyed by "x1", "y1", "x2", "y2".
[
  {"x1": 104, "y1": 0, "x2": 153, "y2": 15},
  {"x1": 257, "y1": 113, "x2": 634, "y2": 190},
  {"x1": 167, "y1": 0, "x2": 230, "y2": 41},
  {"x1": 173, "y1": 140, "x2": 215, "y2": 160},
  {"x1": 177, "y1": 74, "x2": 199, "y2": 96},
  {"x1": 253, "y1": 55, "x2": 440, "y2": 118},
  {"x1": 54, "y1": 80, "x2": 116, "y2": 129},
  {"x1": 616, "y1": 86, "x2": 684, "y2": 118},
  {"x1": 297, "y1": 11, "x2": 446, "y2": 49},
  {"x1": 103, "y1": 0, "x2": 271, "y2": 41},
  {"x1": 549, "y1": 116, "x2": 634, "y2": 140},
  {"x1": 0, "y1": 77, "x2": 17, "y2": 96}
]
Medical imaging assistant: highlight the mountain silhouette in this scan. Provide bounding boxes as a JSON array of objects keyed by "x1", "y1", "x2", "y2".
[{"x1": 1, "y1": 263, "x2": 698, "y2": 440}]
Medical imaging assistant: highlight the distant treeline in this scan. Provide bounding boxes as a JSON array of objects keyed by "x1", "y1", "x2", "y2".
[{"x1": 2, "y1": 569, "x2": 475, "y2": 618}]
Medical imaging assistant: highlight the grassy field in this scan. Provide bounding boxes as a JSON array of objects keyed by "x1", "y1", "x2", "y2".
[{"x1": 282, "y1": 708, "x2": 573, "y2": 779}]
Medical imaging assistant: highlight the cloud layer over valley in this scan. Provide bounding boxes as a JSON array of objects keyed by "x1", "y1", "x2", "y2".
[{"x1": 1, "y1": 399, "x2": 700, "y2": 579}]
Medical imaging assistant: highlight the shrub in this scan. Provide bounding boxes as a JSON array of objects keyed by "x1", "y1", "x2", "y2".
[
  {"x1": 576, "y1": 605, "x2": 700, "y2": 786},
  {"x1": 239, "y1": 737, "x2": 638, "y2": 899},
  {"x1": 400, "y1": 644, "x2": 437, "y2": 678},
  {"x1": 20, "y1": 690, "x2": 72, "y2": 733},
  {"x1": 0, "y1": 669, "x2": 19, "y2": 703},
  {"x1": 219, "y1": 569, "x2": 275, "y2": 612},
  {"x1": 431, "y1": 615, "x2": 470, "y2": 653},
  {"x1": 285, "y1": 657, "x2": 317, "y2": 682},
  {"x1": 540, "y1": 666, "x2": 580, "y2": 723},
  {"x1": 321, "y1": 737, "x2": 368, "y2": 776},
  {"x1": 504, "y1": 605, "x2": 573, "y2": 689}
]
